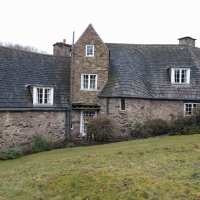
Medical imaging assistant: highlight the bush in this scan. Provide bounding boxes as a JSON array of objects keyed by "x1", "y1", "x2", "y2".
[
  {"x1": 31, "y1": 134, "x2": 52, "y2": 153},
  {"x1": 0, "y1": 148, "x2": 23, "y2": 160},
  {"x1": 131, "y1": 118, "x2": 169, "y2": 139},
  {"x1": 87, "y1": 115, "x2": 120, "y2": 142},
  {"x1": 169, "y1": 106, "x2": 200, "y2": 136},
  {"x1": 131, "y1": 121, "x2": 144, "y2": 139},
  {"x1": 143, "y1": 118, "x2": 169, "y2": 137},
  {"x1": 66, "y1": 143, "x2": 75, "y2": 148}
]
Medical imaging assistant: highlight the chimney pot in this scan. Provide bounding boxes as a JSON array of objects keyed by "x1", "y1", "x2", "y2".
[{"x1": 63, "y1": 39, "x2": 66, "y2": 44}]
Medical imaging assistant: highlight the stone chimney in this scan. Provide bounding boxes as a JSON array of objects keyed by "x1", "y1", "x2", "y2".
[
  {"x1": 178, "y1": 37, "x2": 196, "y2": 47},
  {"x1": 53, "y1": 39, "x2": 71, "y2": 57}
]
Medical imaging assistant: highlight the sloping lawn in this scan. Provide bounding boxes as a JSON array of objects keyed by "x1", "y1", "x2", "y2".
[{"x1": 0, "y1": 135, "x2": 200, "y2": 200}]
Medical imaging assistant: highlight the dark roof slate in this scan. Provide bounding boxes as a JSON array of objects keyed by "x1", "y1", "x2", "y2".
[
  {"x1": 100, "y1": 43, "x2": 200, "y2": 100},
  {"x1": 0, "y1": 46, "x2": 70, "y2": 109}
]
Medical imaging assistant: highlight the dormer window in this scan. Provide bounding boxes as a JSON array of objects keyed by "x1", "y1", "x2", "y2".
[
  {"x1": 86, "y1": 45, "x2": 94, "y2": 57},
  {"x1": 33, "y1": 87, "x2": 54, "y2": 106},
  {"x1": 171, "y1": 68, "x2": 190, "y2": 84}
]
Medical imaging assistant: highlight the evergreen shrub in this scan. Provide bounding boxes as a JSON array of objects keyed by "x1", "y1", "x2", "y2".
[
  {"x1": 87, "y1": 115, "x2": 120, "y2": 141},
  {"x1": 0, "y1": 148, "x2": 23, "y2": 160},
  {"x1": 31, "y1": 134, "x2": 52, "y2": 153}
]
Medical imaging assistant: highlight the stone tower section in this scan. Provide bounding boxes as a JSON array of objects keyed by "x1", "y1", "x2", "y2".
[{"x1": 73, "y1": 24, "x2": 109, "y2": 104}]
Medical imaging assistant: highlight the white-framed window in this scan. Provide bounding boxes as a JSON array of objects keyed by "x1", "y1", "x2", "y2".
[
  {"x1": 171, "y1": 68, "x2": 190, "y2": 84},
  {"x1": 86, "y1": 45, "x2": 94, "y2": 57},
  {"x1": 120, "y1": 98, "x2": 125, "y2": 111},
  {"x1": 81, "y1": 74, "x2": 97, "y2": 90},
  {"x1": 80, "y1": 110, "x2": 97, "y2": 135},
  {"x1": 33, "y1": 87, "x2": 54, "y2": 105},
  {"x1": 184, "y1": 103, "x2": 199, "y2": 116}
]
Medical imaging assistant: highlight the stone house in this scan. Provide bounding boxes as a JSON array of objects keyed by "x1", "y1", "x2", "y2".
[
  {"x1": 1, "y1": 24, "x2": 200, "y2": 150},
  {"x1": 71, "y1": 24, "x2": 200, "y2": 137}
]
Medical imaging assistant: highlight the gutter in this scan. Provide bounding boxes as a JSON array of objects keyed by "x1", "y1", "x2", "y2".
[
  {"x1": 97, "y1": 95, "x2": 200, "y2": 102},
  {"x1": 0, "y1": 108, "x2": 69, "y2": 111}
]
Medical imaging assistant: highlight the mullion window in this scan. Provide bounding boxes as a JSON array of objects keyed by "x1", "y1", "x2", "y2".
[
  {"x1": 172, "y1": 68, "x2": 190, "y2": 84},
  {"x1": 82, "y1": 74, "x2": 97, "y2": 90},
  {"x1": 184, "y1": 103, "x2": 198, "y2": 115},
  {"x1": 35, "y1": 87, "x2": 52, "y2": 105}
]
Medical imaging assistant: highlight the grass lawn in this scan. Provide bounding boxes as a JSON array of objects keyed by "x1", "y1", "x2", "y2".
[{"x1": 0, "y1": 135, "x2": 200, "y2": 200}]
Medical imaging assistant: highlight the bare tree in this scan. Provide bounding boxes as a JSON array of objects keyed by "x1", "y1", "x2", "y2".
[{"x1": 0, "y1": 41, "x2": 48, "y2": 54}]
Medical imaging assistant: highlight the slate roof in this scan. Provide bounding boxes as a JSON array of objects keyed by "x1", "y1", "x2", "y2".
[
  {"x1": 99, "y1": 43, "x2": 200, "y2": 101},
  {"x1": 0, "y1": 46, "x2": 70, "y2": 110}
]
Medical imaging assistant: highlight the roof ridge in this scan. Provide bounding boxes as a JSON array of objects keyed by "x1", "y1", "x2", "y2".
[{"x1": 0, "y1": 45, "x2": 55, "y2": 57}]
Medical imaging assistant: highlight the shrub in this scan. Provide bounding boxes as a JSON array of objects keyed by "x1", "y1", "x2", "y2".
[
  {"x1": 87, "y1": 115, "x2": 120, "y2": 142},
  {"x1": 66, "y1": 143, "x2": 75, "y2": 148},
  {"x1": 143, "y1": 118, "x2": 169, "y2": 137},
  {"x1": 31, "y1": 134, "x2": 52, "y2": 153},
  {"x1": 0, "y1": 148, "x2": 23, "y2": 160},
  {"x1": 131, "y1": 121, "x2": 144, "y2": 139},
  {"x1": 131, "y1": 118, "x2": 169, "y2": 139},
  {"x1": 169, "y1": 106, "x2": 200, "y2": 136}
]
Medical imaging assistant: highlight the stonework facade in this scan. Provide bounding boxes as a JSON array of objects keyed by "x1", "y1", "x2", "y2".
[
  {"x1": 73, "y1": 24, "x2": 109, "y2": 103},
  {"x1": 1, "y1": 23, "x2": 200, "y2": 151},
  {"x1": 99, "y1": 98, "x2": 183, "y2": 136},
  {"x1": 71, "y1": 24, "x2": 110, "y2": 136},
  {"x1": 71, "y1": 96, "x2": 184, "y2": 137},
  {"x1": 0, "y1": 111, "x2": 67, "y2": 151}
]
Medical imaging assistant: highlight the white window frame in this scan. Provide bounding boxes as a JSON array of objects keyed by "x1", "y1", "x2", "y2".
[
  {"x1": 171, "y1": 68, "x2": 190, "y2": 84},
  {"x1": 184, "y1": 103, "x2": 199, "y2": 116},
  {"x1": 86, "y1": 45, "x2": 94, "y2": 57},
  {"x1": 33, "y1": 87, "x2": 54, "y2": 106},
  {"x1": 120, "y1": 98, "x2": 125, "y2": 111},
  {"x1": 80, "y1": 110, "x2": 97, "y2": 136},
  {"x1": 81, "y1": 74, "x2": 98, "y2": 91}
]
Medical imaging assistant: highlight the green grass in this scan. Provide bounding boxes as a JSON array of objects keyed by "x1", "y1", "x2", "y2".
[{"x1": 0, "y1": 135, "x2": 200, "y2": 200}]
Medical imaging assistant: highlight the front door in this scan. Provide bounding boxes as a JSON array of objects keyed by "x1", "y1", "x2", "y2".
[{"x1": 80, "y1": 110, "x2": 97, "y2": 136}]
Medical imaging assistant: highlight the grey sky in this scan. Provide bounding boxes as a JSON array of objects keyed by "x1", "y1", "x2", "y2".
[{"x1": 1, "y1": 0, "x2": 200, "y2": 54}]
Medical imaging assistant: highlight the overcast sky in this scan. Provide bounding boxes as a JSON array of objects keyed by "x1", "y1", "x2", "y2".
[{"x1": 1, "y1": 0, "x2": 200, "y2": 54}]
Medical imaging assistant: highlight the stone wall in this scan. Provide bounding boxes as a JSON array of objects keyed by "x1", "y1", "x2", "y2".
[
  {"x1": 0, "y1": 111, "x2": 67, "y2": 151},
  {"x1": 71, "y1": 97, "x2": 184, "y2": 138},
  {"x1": 73, "y1": 24, "x2": 109, "y2": 103},
  {"x1": 98, "y1": 98, "x2": 184, "y2": 137}
]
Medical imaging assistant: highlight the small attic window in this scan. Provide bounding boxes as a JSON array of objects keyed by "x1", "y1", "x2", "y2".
[
  {"x1": 33, "y1": 87, "x2": 54, "y2": 106},
  {"x1": 171, "y1": 68, "x2": 190, "y2": 84},
  {"x1": 86, "y1": 45, "x2": 94, "y2": 57}
]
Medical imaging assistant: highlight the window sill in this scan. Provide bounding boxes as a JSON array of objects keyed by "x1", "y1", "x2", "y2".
[
  {"x1": 33, "y1": 104, "x2": 53, "y2": 107},
  {"x1": 171, "y1": 84, "x2": 190, "y2": 87},
  {"x1": 85, "y1": 56, "x2": 95, "y2": 58},
  {"x1": 80, "y1": 89, "x2": 98, "y2": 91}
]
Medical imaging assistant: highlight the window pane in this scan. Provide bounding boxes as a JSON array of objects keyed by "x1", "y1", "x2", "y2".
[
  {"x1": 90, "y1": 75, "x2": 96, "y2": 89},
  {"x1": 174, "y1": 69, "x2": 180, "y2": 83},
  {"x1": 44, "y1": 89, "x2": 51, "y2": 104},
  {"x1": 83, "y1": 75, "x2": 88, "y2": 89},
  {"x1": 181, "y1": 70, "x2": 187, "y2": 83},
  {"x1": 37, "y1": 88, "x2": 43, "y2": 104}
]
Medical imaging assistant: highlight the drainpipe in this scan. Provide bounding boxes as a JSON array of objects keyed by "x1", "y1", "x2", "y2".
[{"x1": 69, "y1": 31, "x2": 75, "y2": 137}]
